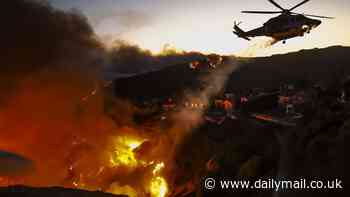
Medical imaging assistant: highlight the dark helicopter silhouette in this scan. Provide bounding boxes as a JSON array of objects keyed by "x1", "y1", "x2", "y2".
[{"x1": 233, "y1": 0, "x2": 334, "y2": 44}]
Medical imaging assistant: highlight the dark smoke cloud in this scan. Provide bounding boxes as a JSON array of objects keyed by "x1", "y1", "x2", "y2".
[
  {"x1": 0, "y1": 151, "x2": 34, "y2": 176},
  {"x1": 0, "y1": 0, "x2": 111, "y2": 184},
  {"x1": 0, "y1": 0, "x2": 209, "y2": 189},
  {"x1": 0, "y1": 0, "x2": 204, "y2": 79},
  {"x1": 0, "y1": 0, "x2": 105, "y2": 105},
  {"x1": 1, "y1": 0, "x2": 103, "y2": 74},
  {"x1": 106, "y1": 40, "x2": 205, "y2": 74}
]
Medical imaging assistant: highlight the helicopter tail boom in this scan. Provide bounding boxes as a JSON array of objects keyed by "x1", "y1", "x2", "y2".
[{"x1": 233, "y1": 22, "x2": 251, "y2": 41}]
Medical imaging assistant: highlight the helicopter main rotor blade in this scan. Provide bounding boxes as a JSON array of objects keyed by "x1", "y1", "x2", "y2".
[
  {"x1": 289, "y1": 0, "x2": 310, "y2": 11},
  {"x1": 302, "y1": 13, "x2": 335, "y2": 19},
  {"x1": 268, "y1": 0, "x2": 285, "y2": 11},
  {"x1": 242, "y1": 11, "x2": 282, "y2": 14}
]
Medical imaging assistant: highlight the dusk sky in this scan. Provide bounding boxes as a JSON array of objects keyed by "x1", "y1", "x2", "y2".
[{"x1": 49, "y1": 0, "x2": 350, "y2": 56}]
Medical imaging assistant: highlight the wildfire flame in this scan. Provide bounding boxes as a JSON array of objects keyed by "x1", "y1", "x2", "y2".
[
  {"x1": 152, "y1": 162, "x2": 165, "y2": 175},
  {"x1": 150, "y1": 176, "x2": 168, "y2": 197},
  {"x1": 151, "y1": 162, "x2": 167, "y2": 197},
  {"x1": 108, "y1": 184, "x2": 138, "y2": 197},
  {"x1": 109, "y1": 136, "x2": 144, "y2": 167},
  {"x1": 108, "y1": 136, "x2": 168, "y2": 197}
]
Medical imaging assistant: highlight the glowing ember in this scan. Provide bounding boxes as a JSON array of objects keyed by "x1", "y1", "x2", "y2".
[
  {"x1": 150, "y1": 176, "x2": 168, "y2": 197},
  {"x1": 152, "y1": 162, "x2": 165, "y2": 175}
]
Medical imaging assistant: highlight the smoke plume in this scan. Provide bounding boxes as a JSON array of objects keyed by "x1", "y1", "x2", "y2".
[
  {"x1": 105, "y1": 40, "x2": 205, "y2": 77},
  {"x1": 0, "y1": 1, "x2": 223, "y2": 196},
  {"x1": 236, "y1": 37, "x2": 278, "y2": 57},
  {"x1": 0, "y1": 151, "x2": 34, "y2": 177},
  {"x1": 0, "y1": 0, "x2": 128, "y2": 186}
]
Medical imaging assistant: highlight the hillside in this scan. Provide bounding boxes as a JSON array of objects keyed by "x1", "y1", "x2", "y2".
[
  {"x1": 227, "y1": 46, "x2": 350, "y2": 90},
  {"x1": 113, "y1": 46, "x2": 350, "y2": 99}
]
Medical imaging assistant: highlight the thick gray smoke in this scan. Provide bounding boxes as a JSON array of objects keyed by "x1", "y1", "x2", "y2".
[
  {"x1": 0, "y1": 0, "x2": 103, "y2": 73},
  {"x1": 105, "y1": 40, "x2": 205, "y2": 76},
  {"x1": 0, "y1": 0, "x2": 104, "y2": 106},
  {"x1": 169, "y1": 57, "x2": 240, "y2": 147},
  {"x1": 0, "y1": 0, "x2": 205, "y2": 93}
]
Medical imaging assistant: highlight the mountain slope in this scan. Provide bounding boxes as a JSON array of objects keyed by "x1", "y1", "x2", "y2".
[
  {"x1": 227, "y1": 46, "x2": 350, "y2": 90},
  {"x1": 113, "y1": 46, "x2": 350, "y2": 99}
]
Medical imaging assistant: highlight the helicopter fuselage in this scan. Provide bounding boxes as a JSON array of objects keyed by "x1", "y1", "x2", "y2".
[
  {"x1": 233, "y1": 14, "x2": 322, "y2": 43},
  {"x1": 263, "y1": 14, "x2": 321, "y2": 41},
  {"x1": 233, "y1": 0, "x2": 332, "y2": 43}
]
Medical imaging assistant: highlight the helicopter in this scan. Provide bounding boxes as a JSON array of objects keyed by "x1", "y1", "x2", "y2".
[{"x1": 233, "y1": 0, "x2": 334, "y2": 44}]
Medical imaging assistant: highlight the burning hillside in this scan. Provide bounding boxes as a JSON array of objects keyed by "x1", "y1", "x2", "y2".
[{"x1": 0, "y1": 1, "x2": 238, "y2": 197}]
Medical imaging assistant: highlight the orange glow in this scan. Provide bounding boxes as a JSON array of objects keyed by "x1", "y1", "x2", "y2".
[{"x1": 108, "y1": 183, "x2": 138, "y2": 197}]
